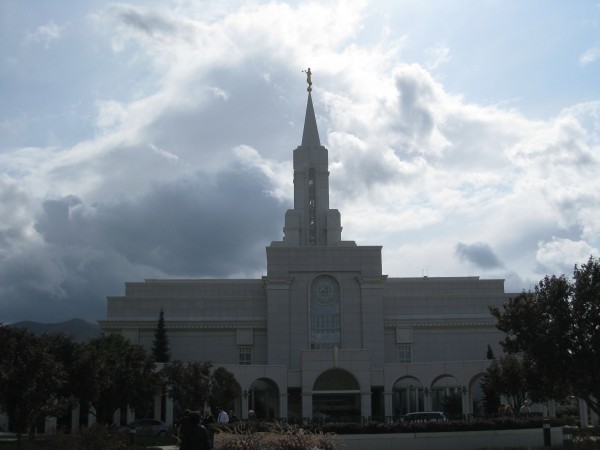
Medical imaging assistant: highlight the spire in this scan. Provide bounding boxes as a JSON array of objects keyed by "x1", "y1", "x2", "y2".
[{"x1": 301, "y1": 92, "x2": 321, "y2": 147}]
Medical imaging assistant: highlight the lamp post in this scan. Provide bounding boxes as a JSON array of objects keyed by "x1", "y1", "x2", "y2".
[{"x1": 543, "y1": 418, "x2": 551, "y2": 447}]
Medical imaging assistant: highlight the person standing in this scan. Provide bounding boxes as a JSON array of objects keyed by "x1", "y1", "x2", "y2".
[
  {"x1": 217, "y1": 407, "x2": 229, "y2": 424},
  {"x1": 202, "y1": 410, "x2": 215, "y2": 450},
  {"x1": 519, "y1": 400, "x2": 531, "y2": 415},
  {"x1": 180, "y1": 411, "x2": 210, "y2": 450}
]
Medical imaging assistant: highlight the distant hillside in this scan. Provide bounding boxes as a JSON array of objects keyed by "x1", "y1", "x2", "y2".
[{"x1": 9, "y1": 318, "x2": 103, "y2": 342}]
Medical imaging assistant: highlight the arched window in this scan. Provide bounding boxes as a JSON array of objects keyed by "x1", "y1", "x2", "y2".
[{"x1": 310, "y1": 275, "x2": 341, "y2": 349}]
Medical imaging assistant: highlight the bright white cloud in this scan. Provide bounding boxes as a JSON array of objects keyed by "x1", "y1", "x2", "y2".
[
  {"x1": 536, "y1": 238, "x2": 599, "y2": 276},
  {"x1": 579, "y1": 43, "x2": 600, "y2": 66}
]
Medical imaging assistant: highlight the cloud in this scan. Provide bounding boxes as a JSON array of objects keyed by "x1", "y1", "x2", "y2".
[
  {"x1": 1, "y1": 1, "x2": 600, "y2": 323},
  {"x1": 425, "y1": 44, "x2": 451, "y2": 70},
  {"x1": 455, "y1": 242, "x2": 504, "y2": 269},
  {"x1": 25, "y1": 21, "x2": 64, "y2": 49},
  {"x1": 536, "y1": 237, "x2": 599, "y2": 276},
  {"x1": 579, "y1": 43, "x2": 600, "y2": 66}
]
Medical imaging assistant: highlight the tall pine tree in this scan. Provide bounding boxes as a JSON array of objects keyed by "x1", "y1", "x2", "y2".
[{"x1": 152, "y1": 308, "x2": 171, "y2": 363}]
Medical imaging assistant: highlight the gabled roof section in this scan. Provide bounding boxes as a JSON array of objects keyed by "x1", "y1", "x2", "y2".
[{"x1": 301, "y1": 92, "x2": 321, "y2": 147}]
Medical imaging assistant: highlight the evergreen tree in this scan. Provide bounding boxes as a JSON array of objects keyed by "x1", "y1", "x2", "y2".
[
  {"x1": 480, "y1": 344, "x2": 501, "y2": 414},
  {"x1": 152, "y1": 308, "x2": 171, "y2": 363}
]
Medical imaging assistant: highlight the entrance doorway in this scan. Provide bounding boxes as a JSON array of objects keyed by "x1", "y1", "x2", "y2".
[{"x1": 312, "y1": 369, "x2": 360, "y2": 421}]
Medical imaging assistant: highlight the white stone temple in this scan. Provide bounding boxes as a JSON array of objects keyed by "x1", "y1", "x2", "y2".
[{"x1": 99, "y1": 83, "x2": 513, "y2": 425}]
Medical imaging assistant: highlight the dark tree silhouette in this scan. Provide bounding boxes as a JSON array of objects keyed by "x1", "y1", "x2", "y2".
[
  {"x1": 152, "y1": 308, "x2": 171, "y2": 363},
  {"x1": 480, "y1": 344, "x2": 501, "y2": 414},
  {"x1": 0, "y1": 327, "x2": 70, "y2": 448}
]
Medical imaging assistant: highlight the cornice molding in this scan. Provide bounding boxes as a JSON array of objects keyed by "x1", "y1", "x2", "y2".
[
  {"x1": 384, "y1": 318, "x2": 497, "y2": 328},
  {"x1": 98, "y1": 320, "x2": 267, "y2": 330},
  {"x1": 356, "y1": 275, "x2": 388, "y2": 285},
  {"x1": 262, "y1": 276, "x2": 295, "y2": 287}
]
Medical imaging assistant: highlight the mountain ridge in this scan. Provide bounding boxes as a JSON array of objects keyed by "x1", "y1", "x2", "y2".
[{"x1": 8, "y1": 318, "x2": 103, "y2": 342}]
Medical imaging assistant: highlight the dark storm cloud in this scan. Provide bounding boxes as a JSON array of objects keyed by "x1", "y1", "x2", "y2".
[
  {"x1": 0, "y1": 164, "x2": 285, "y2": 324},
  {"x1": 112, "y1": 4, "x2": 182, "y2": 39},
  {"x1": 455, "y1": 242, "x2": 504, "y2": 269},
  {"x1": 93, "y1": 166, "x2": 284, "y2": 276},
  {"x1": 393, "y1": 66, "x2": 437, "y2": 150}
]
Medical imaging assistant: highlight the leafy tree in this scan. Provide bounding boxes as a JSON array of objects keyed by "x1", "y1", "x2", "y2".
[
  {"x1": 152, "y1": 308, "x2": 171, "y2": 363},
  {"x1": 491, "y1": 256, "x2": 600, "y2": 415},
  {"x1": 84, "y1": 334, "x2": 158, "y2": 424},
  {"x1": 210, "y1": 366, "x2": 242, "y2": 410},
  {"x1": 160, "y1": 362, "x2": 241, "y2": 414},
  {"x1": 480, "y1": 344, "x2": 501, "y2": 414},
  {"x1": 442, "y1": 391, "x2": 463, "y2": 416},
  {"x1": 161, "y1": 361, "x2": 213, "y2": 412},
  {"x1": 482, "y1": 354, "x2": 531, "y2": 412},
  {"x1": 0, "y1": 326, "x2": 70, "y2": 448}
]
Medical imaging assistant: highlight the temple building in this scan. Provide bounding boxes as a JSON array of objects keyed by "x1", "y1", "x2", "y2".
[{"x1": 99, "y1": 82, "x2": 513, "y2": 424}]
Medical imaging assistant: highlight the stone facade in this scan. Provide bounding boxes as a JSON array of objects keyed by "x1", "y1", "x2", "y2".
[{"x1": 100, "y1": 92, "x2": 513, "y2": 424}]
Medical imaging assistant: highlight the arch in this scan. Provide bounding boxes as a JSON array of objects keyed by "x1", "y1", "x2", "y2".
[
  {"x1": 309, "y1": 275, "x2": 341, "y2": 349},
  {"x1": 431, "y1": 374, "x2": 462, "y2": 415},
  {"x1": 312, "y1": 368, "x2": 360, "y2": 420},
  {"x1": 392, "y1": 376, "x2": 425, "y2": 416},
  {"x1": 313, "y1": 368, "x2": 359, "y2": 391},
  {"x1": 248, "y1": 378, "x2": 280, "y2": 420}
]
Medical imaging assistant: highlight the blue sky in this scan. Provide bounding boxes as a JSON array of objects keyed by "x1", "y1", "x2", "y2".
[{"x1": 1, "y1": 0, "x2": 599, "y2": 323}]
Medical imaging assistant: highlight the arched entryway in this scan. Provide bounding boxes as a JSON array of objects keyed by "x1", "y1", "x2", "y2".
[
  {"x1": 431, "y1": 375, "x2": 462, "y2": 415},
  {"x1": 248, "y1": 378, "x2": 279, "y2": 420},
  {"x1": 469, "y1": 373, "x2": 487, "y2": 416},
  {"x1": 392, "y1": 376, "x2": 425, "y2": 416},
  {"x1": 312, "y1": 368, "x2": 360, "y2": 420}
]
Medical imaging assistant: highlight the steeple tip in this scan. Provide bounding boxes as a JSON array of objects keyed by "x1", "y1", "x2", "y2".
[{"x1": 301, "y1": 69, "x2": 320, "y2": 147}]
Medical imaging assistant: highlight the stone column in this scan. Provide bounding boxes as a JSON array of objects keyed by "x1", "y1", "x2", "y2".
[
  {"x1": 88, "y1": 407, "x2": 96, "y2": 426},
  {"x1": 127, "y1": 405, "x2": 135, "y2": 423},
  {"x1": 71, "y1": 405, "x2": 80, "y2": 433},
  {"x1": 264, "y1": 277, "x2": 293, "y2": 365},
  {"x1": 361, "y1": 391, "x2": 372, "y2": 420},
  {"x1": 423, "y1": 390, "x2": 432, "y2": 412},
  {"x1": 154, "y1": 394, "x2": 162, "y2": 420},
  {"x1": 356, "y1": 276, "x2": 387, "y2": 367},
  {"x1": 302, "y1": 391, "x2": 312, "y2": 423},
  {"x1": 112, "y1": 409, "x2": 121, "y2": 426},
  {"x1": 579, "y1": 398, "x2": 589, "y2": 426},
  {"x1": 384, "y1": 391, "x2": 393, "y2": 418},
  {"x1": 166, "y1": 395, "x2": 174, "y2": 425},
  {"x1": 462, "y1": 388, "x2": 470, "y2": 417},
  {"x1": 279, "y1": 392, "x2": 288, "y2": 421},
  {"x1": 242, "y1": 392, "x2": 249, "y2": 419}
]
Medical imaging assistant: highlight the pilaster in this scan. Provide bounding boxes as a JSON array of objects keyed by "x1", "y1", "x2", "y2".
[{"x1": 264, "y1": 277, "x2": 293, "y2": 365}]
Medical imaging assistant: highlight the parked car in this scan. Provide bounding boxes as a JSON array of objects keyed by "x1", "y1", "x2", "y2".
[
  {"x1": 126, "y1": 419, "x2": 171, "y2": 436},
  {"x1": 403, "y1": 412, "x2": 447, "y2": 422}
]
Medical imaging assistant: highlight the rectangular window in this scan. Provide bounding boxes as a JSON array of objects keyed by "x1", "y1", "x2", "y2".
[
  {"x1": 239, "y1": 347, "x2": 252, "y2": 365},
  {"x1": 398, "y1": 345, "x2": 412, "y2": 363}
]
